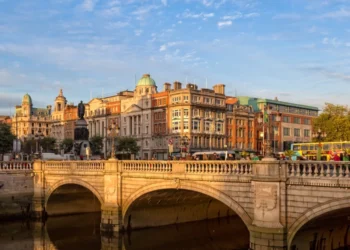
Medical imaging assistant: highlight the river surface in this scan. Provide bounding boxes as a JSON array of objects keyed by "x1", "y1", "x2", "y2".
[{"x1": 1, "y1": 212, "x2": 350, "y2": 250}]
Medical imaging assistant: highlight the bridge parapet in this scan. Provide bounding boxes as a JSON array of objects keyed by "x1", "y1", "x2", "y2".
[
  {"x1": 0, "y1": 161, "x2": 33, "y2": 171},
  {"x1": 287, "y1": 161, "x2": 350, "y2": 178}
]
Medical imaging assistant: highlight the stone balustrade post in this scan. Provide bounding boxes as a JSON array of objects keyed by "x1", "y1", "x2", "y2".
[
  {"x1": 32, "y1": 160, "x2": 46, "y2": 219},
  {"x1": 250, "y1": 160, "x2": 287, "y2": 250},
  {"x1": 101, "y1": 159, "x2": 122, "y2": 234}
]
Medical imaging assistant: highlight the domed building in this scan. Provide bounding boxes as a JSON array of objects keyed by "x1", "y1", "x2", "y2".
[
  {"x1": 51, "y1": 89, "x2": 68, "y2": 144},
  {"x1": 119, "y1": 74, "x2": 158, "y2": 159},
  {"x1": 13, "y1": 93, "x2": 52, "y2": 141}
]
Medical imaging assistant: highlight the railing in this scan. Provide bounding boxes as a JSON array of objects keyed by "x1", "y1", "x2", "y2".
[
  {"x1": 122, "y1": 161, "x2": 173, "y2": 172},
  {"x1": 185, "y1": 161, "x2": 254, "y2": 175},
  {"x1": 0, "y1": 161, "x2": 33, "y2": 171},
  {"x1": 286, "y1": 161, "x2": 350, "y2": 178},
  {"x1": 43, "y1": 161, "x2": 105, "y2": 171}
]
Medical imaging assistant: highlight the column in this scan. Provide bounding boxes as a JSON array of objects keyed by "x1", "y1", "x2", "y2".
[
  {"x1": 101, "y1": 160, "x2": 122, "y2": 235},
  {"x1": 32, "y1": 161, "x2": 46, "y2": 219},
  {"x1": 249, "y1": 160, "x2": 287, "y2": 249}
]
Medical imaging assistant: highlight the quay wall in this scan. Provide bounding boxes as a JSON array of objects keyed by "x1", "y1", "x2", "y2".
[{"x1": 0, "y1": 172, "x2": 34, "y2": 219}]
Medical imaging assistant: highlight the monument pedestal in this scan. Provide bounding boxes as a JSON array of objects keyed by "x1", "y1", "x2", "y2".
[{"x1": 74, "y1": 118, "x2": 90, "y2": 157}]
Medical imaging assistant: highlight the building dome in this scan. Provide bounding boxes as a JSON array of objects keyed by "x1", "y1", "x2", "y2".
[
  {"x1": 136, "y1": 74, "x2": 156, "y2": 87},
  {"x1": 22, "y1": 93, "x2": 32, "y2": 105}
]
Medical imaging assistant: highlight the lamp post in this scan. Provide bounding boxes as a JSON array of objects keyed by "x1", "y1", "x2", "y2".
[
  {"x1": 108, "y1": 122, "x2": 119, "y2": 160},
  {"x1": 180, "y1": 135, "x2": 189, "y2": 158},
  {"x1": 312, "y1": 128, "x2": 327, "y2": 161},
  {"x1": 34, "y1": 129, "x2": 44, "y2": 158},
  {"x1": 257, "y1": 106, "x2": 281, "y2": 159}
]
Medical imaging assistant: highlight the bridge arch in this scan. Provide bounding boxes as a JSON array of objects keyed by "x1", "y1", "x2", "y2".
[
  {"x1": 122, "y1": 180, "x2": 252, "y2": 227},
  {"x1": 288, "y1": 197, "x2": 350, "y2": 248},
  {"x1": 45, "y1": 178, "x2": 104, "y2": 207}
]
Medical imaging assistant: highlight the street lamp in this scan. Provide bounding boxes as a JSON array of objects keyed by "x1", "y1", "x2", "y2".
[
  {"x1": 108, "y1": 122, "x2": 119, "y2": 160},
  {"x1": 312, "y1": 128, "x2": 327, "y2": 161},
  {"x1": 180, "y1": 135, "x2": 189, "y2": 158},
  {"x1": 257, "y1": 106, "x2": 281, "y2": 159},
  {"x1": 34, "y1": 129, "x2": 44, "y2": 158}
]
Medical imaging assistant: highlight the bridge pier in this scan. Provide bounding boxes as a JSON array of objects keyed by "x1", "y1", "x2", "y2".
[
  {"x1": 249, "y1": 226, "x2": 287, "y2": 249},
  {"x1": 32, "y1": 161, "x2": 46, "y2": 219},
  {"x1": 100, "y1": 205, "x2": 122, "y2": 234}
]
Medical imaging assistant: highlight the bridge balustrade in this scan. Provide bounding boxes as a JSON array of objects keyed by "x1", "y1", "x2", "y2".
[
  {"x1": 122, "y1": 160, "x2": 172, "y2": 172},
  {"x1": 287, "y1": 161, "x2": 350, "y2": 178},
  {"x1": 0, "y1": 161, "x2": 33, "y2": 171},
  {"x1": 76, "y1": 161, "x2": 105, "y2": 170},
  {"x1": 185, "y1": 161, "x2": 254, "y2": 175}
]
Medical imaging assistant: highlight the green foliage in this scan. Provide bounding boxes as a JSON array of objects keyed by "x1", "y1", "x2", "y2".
[
  {"x1": 116, "y1": 137, "x2": 140, "y2": 155},
  {"x1": 40, "y1": 137, "x2": 57, "y2": 152},
  {"x1": 312, "y1": 103, "x2": 350, "y2": 142},
  {"x1": 90, "y1": 136, "x2": 104, "y2": 154},
  {"x1": 61, "y1": 138, "x2": 74, "y2": 153},
  {"x1": 284, "y1": 150, "x2": 294, "y2": 159},
  {"x1": 0, "y1": 124, "x2": 15, "y2": 154}
]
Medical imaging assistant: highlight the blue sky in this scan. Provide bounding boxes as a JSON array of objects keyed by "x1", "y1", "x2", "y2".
[{"x1": 1, "y1": 0, "x2": 350, "y2": 114}]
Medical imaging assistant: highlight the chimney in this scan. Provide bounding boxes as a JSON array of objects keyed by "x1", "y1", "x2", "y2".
[
  {"x1": 213, "y1": 84, "x2": 225, "y2": 95},
  {"x1": 164, "y1": 82, "x2": 171, "y2": 91},
  {"x1": 173, "y1": 81, "x2": 182, "y2": 90}
]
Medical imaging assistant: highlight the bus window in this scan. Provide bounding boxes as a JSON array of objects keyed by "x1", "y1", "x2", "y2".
[
  {"x1": 309, "y1": 145, "x2": 315, "y2": 150},
  {"x1": 323, "y1": 143, "x2": 330, "y2": 150},
  {"x1": 301, "y1": 145, "x2": 309, "y2": 151},
  {"x1": 344, "y1": 143, "x2": 350, "y2": 149},
  {"x1": 321, "y1": 155, "x2": 327, "y2": 161},
  {"x1": 333, "y1": 143, "x2": 341, "y2": 151},
  {"x1": 293, "y1": 145, "x2": 301, "y2": 151}
]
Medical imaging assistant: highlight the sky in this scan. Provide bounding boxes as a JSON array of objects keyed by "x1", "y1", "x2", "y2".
[{"x1": 1, "y1": 0, "x2": 350, "y2": 115}]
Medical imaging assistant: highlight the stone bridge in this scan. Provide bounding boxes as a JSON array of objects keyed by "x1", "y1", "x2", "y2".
[{"x1": 2, "y1": 159, "x2": 350, "y2": 249}]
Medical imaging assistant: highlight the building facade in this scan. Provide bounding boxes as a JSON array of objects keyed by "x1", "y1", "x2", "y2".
[
  {"x1": 51, "y1": 89, "x2": 67, "y2": 145},
  {"x1": 12, "y1": 94, "x2": 52, "y2": 140},
  {"x1": 238, "y1": 96, "x2": 318, "y2": 153}
]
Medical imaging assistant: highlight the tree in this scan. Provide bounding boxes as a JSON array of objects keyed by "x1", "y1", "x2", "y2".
[
  {"x1": 61, "y1": 138, "x2": 74, "y2": 153},
  {"x1": 312, "y1": 103, "x2": 350, "y2": 142},
  {"x1": 116, "y1": 137, "x2": 140, "y2": 155},
  {"x1": 90, "y1": 136, "x2": 104, "y2": 155},
  {"x1": 0, "y1": 124, "x2": 15, "y2": 155},
  {"x1": 40, "y1": 137, "x2": 57, "y2": 152},
  {"x1": 284, "y1": 150, "x2": 294, "y2": 160}
]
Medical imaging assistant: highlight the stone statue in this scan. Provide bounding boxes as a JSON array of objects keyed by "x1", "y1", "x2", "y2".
[{"x1": 78, "y1": 101, "x2": 85, "y2": 120}]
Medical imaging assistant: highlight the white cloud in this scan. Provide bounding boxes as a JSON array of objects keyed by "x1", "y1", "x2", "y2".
[
  {"x1": 177, "y1": 10, "x2": 214, "y2": 20},
  {"x1": 132, "y1": 5, "x2": 159, "y2": 16},
  {"x1": 272, "y1": 13, "x2": 301, "y2": 20},
  {"x1": 161, "y1": 0, "x2": 167, "y2": 6},
  {"x1": 107, "y1": 0, "x2": 120, "y2": 6},
  {"x1": 322, "y1": 37, "x2": 342, "y2": 47},
  {"x1": 202, "y1": 0, "x2": 214, "y2": 7},
  {"x1": 134, "y1": 29, "x2": 143, "y2": 36},
  {"x1": 101, "y1": 6, "x2": 120, "y2": 16},
  {"x1": 221, "y1": 12, "x2": 259, "y2": 21},
  {"x1": 217, "y1": 20, "x2": 232, "y2": 28},
  {"x1": 105, "y1": 21, "x2": 129, "y2": 29},
  {"x1": 80, "y1": 0, "x2": 98, "y2": 12},
  {"x1": 320, "y1": 8, "x2": 350, "y2": 19},
  {"x1": 159, "y1": 41, "x2": 184, "y2": 52}
]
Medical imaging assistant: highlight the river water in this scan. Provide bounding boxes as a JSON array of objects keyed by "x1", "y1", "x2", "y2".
[{"x1": 1, "y1": 212, "x2": 350, "y2": 250}]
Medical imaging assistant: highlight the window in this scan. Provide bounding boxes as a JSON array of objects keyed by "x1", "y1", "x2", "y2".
[
  {"x1": 172, "y1": 109, "x2": 180, "y2": 118},
  {"x1": 205, "y1": 110, "x2": 211, "y2": 118},
  {"x1": 294, "y1": 117, "x2": 301, "y2": 124},
  {"x1": 146, "y1": 126, "x2": 149, "y2": 134},
  {"x1": 192, "y1": 120, "x2": 200, "y2": 131},
  {"x1": 205, "y1": 121, "x2": 211, "y2": 132},
  {"x1": 172, "y1": 96, "x2": 181, "y2": 103},
  {"x1": 184, "y1": 96, "x2": 189, "y2": 101},
  {"x1": 294, "y1": 128, "x2": 300, "y2": 137},
  {"x1": 204, "y1": 97, "x2": 210, "y2": 104},
  {"x1": 304, "y1": 118, "x2": 310, "y2": 125},
  {"x1": 283, "y1": 116, "x2": 290, "y2": 123},
  {"x1": 172, "y1": 121, "x2": 180, "y2": 132},
  {"x1": 283, "y1": 127, "x2": 290, "y2": 136},
  {"x1": 304, "y1": 129, "x2": 310, "y2": 137},
  {"x1": 124, "y1": 117, "x2": 126, "y2": 122},
  {"x1": 216, "y1": 123, "x2": 222, "y2": 133},
  {"x1": 216, "y1": 99, "x2": 221, "y2": 105},
  {"x1": 146, "y1": 114, "x2": 149, "y2": 120},
  {"x1": 248, "y1": 120, "x2": 253, "y2": 127},
  {"x1": 183, "y1": 120, "x2": 189, "y2": 130},
  {"x1": 183, "y1": 109, "x2": 189, "y2": 117},
  {"x1": 192, "y1": 109, "x2": 199, "y2": 116}
]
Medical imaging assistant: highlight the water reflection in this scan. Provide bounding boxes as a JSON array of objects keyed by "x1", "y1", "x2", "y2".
[
  {"x1": 292, "y1": 209, "x2": 350, "y2": 250},
  {"x1": 0, "y1": 213, "x2": 249, "y2": 250}
]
